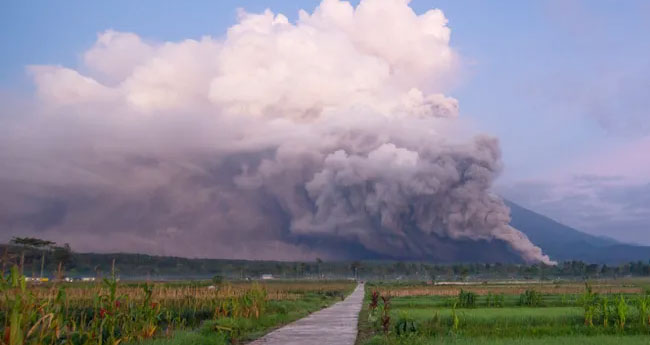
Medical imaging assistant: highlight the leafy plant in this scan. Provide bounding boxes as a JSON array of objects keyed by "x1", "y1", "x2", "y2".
[
  {"x1": 419, "y1": 312, "x2": 442, "y2": 337},
  {"x1": 457, "y1": 289, "x2": 476, "y2": 308},
  {"x1": 581, "y1": 282, "x2": 599, "y2": 327},
  {"x1": 614, "y1": 295, "x2": 628, "y2": 331},
  {"x1": 451, "y1": 302, "x2": 459, "y2": 332},
  {"x1": 637, "y1": 296, "x2": 648, "y2": 328},
  {"x1": 600, "y1": 296, "x2": 610, "y2": 328},
  {"x1": 494, "y1": 294, "x2": 505, "y2": 308},
  {"x1": 393, "y1": 311, "x2": 417, "y2": 337},
  {"x1": 381, "y1": 295, "x2": 391, "y2": 335},
  {"x1": 518, "y1": 290, "x2": 542, "y2": 307}
]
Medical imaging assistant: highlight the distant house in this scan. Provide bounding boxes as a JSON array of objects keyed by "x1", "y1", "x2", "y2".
[{"x1": 261, "y1": 274, "x2": 274, "y2": 280}]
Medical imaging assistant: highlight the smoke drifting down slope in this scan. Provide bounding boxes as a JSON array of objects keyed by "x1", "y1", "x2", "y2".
[{"x1": 0, "y1": 0, "x2": 554, "y2": 264}]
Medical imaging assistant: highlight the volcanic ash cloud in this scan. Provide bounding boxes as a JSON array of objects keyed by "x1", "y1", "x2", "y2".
[{"x1": 0, "y1": 0, "x2": 554, "y2": 264}]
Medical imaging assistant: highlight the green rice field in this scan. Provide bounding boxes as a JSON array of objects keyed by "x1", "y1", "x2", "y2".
[{"x1": 357, "y1": 280, "x2": 650, "y2": 345}]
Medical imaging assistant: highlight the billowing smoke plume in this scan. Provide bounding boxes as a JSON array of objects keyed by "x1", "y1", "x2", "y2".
[{"x1": 0, "y1": 0, "x2": 554, "y2": 264}]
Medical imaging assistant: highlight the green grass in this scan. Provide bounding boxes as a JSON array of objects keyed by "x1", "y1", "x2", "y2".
[
  {"x1": 389, "y1": 294, "x2": 643, "y2": 309},
  {"x1": 358, "y1": 290, "x2": 650, "y2": 345},
  {"x1": 363, "y1": 335, "x2": 650, "y2": 345}
]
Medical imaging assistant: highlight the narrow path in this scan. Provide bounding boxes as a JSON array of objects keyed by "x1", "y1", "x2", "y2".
[{"x1": 250, "y1": 283, "x2": 365, "y2": 345}]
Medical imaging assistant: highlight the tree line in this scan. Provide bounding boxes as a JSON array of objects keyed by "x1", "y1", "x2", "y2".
[{"x1": 2, "y1": 237, "x2": 650, "y2": 280}]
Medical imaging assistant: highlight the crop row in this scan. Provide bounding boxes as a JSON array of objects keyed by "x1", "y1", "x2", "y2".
[{"x1": 0, "y1": 266, "x2": 352, "y2": 345}]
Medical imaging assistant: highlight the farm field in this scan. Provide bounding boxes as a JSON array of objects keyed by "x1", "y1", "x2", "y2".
[
  {"x1": 357, "y1": 280, "x2": 650, "y2": 345},
  {"x1": 0, "y1": 267, "x2": 355, "y2": 345}
]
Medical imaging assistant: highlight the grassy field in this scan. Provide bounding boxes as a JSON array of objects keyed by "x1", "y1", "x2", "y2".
[
  {"x1": 364, "y1": 335, "x2": 650, "y2": 345},
  {"x1": 136, "y1": 291, "x2": 342, "y2": 345},
  {"x1": 0, "y1": 267, "x2": 355, "y2": 345},
  {"x1": 357, "y1": 280, "x2": 650, "y2": 345}
]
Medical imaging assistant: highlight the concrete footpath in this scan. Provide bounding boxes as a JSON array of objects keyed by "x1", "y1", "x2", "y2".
[{"x1": 249, "y1": 283, "x2": 365, "y2": 345}]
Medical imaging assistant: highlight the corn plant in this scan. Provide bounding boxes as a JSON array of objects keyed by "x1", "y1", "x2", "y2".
[
  {"x1": 614, "y1": 295, "x2": 628, "y2": 331},
  {"x1": 0, "y1": 266, "x2": 66, "y2": 345},
  {"x1": 494, "y1": 294, "x2": 505, "y2": 308},
  {"x1": 247, "y1": 283, "x2": 267, "y2": 319},
  {"x1": 138, "y1": 283, "x2": 160, "y2": 339},
  {"x1": 213, "y1": 283, "x2": 267, "y2": 320},
  {"x1": 485, "y1": 292, "x2": 504, "y2": 308},
  {"x1": 451, "y1": 302, "x2": 459, "y2": 332},
  {"x1": 1, "y1": 270, "x2": 350, "y2": 345},
  {"x1": 457, "y1": 289, "x2": 476, "y2": 308},
  {"x1": 518, "y1": 290, "x2": 542, "y2": 307},
  {"x1": 637, "y1": 296, "x2": 648, "y2": 328},
  {"x1": 581, "y1": 282, "x2": 598, "y2": 327},
  {"x1": 2, "y1": 266, "x2": 29, "y2": 345},
  {"x1": 600, "y1": 296, "x2": 610, "y2": 328}
]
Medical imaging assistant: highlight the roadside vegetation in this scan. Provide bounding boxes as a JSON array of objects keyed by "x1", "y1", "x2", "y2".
[{"x1": 0, "y1": 266, "x2": 353, "y2": 345}]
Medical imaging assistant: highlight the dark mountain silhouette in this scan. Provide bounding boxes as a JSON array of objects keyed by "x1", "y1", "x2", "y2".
[{"x1": 507, "y1": 200, "x2": 650, "y2": 264}]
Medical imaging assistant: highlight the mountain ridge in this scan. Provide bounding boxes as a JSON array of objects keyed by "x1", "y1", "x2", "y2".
[{"x1": 507, "y1": 200, "x2": 650, "y2": 264}]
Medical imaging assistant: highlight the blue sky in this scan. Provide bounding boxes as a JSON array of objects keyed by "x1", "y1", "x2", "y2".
[{"x1": 2, "y1": 0, "x2": 649, "y2": 244}]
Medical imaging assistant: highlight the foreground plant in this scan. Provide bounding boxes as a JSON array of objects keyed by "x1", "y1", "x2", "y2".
[
  {"x1": 600, "y1": 296, "x2": 610, "y2": 328},
  {"x1": 581, "y1": 282, "x2": 598, "y2": 327},
  {"x1": 615, "y1": 295, "x2": 628, "y2": 331},
  {"x1": 637, "y1": 296, "x2": 649, "y2": 328},
  {"x1": 381, "y1": 295, "x2": 391, "y2": 335},
  {"x1": 451, "y1": 302, "x2": 460, "y2": 332},
  {"x1": 393, "y1": 311, "x2": 417, "y2": 337},
  {"x1": 0, "y1": 266, "x2": 170, "y2": 345}
]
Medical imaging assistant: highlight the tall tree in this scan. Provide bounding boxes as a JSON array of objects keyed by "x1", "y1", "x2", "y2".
[
  {"x1": 350, "y1": 261, "x2": 361, "y2": 280},
  {"x1": 316, "y1": 257, "x2": 323, "y2": 278},
  {"x1": 10, "y1": 237, "x2": 55, "y2": 277},
  {"x1": 53, "y1": 243, "x2": 73, "y2": 269}
]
